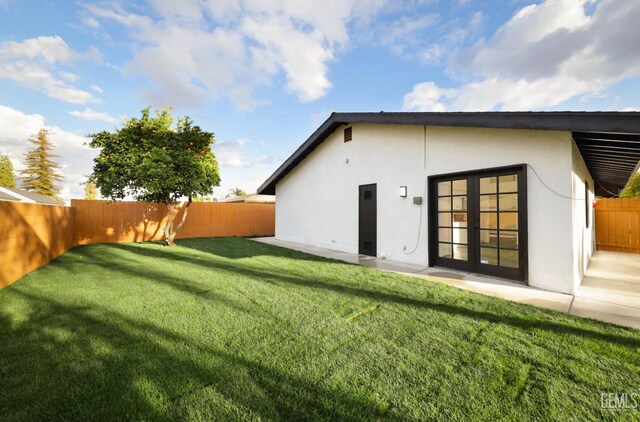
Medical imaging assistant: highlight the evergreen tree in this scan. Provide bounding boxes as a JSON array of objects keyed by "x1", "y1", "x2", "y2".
[
  {"x1": 0, "y1": 155, "x2": 16, "y2": 188},
  {"x1": 21, "y1": 129, "x2": 63, "y2": 201}
]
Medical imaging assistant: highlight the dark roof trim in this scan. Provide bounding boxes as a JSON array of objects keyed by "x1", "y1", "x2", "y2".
[
  {"x1": 573, "y1": 129, "x2": 640, "y2": 190},
  {"x1": 258, "y1": 112, "x2": 640, "y2": 195}
]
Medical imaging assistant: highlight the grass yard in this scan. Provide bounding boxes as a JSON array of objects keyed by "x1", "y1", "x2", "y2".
[{"x1": 1, "y1": 237, "x2": 639, "y2": 421}]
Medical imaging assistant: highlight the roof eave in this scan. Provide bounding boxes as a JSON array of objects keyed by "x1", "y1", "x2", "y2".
[{"x1": 257, "y1": 112, "x2": 640, "y2": 195}]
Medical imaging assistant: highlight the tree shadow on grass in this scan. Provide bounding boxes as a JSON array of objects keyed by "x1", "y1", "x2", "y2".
[
  {"x1": 94, "y1": 240, "x2": 640, "y2": 350},
  {"x1": 3, "y1": 239, "x2": 640, "y2": 419},
  {"x1": 0, "y1": 289, "x2": 393, "y2": 421},
  {"x1": 175, "y1": 236, "x2": 334, "y2": 262}
]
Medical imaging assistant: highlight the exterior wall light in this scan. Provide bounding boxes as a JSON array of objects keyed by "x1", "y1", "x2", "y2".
[{"x1": 399, "y1": 186, "x2": 407, "y2": 197}]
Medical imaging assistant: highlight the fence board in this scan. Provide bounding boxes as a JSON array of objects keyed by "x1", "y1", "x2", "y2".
[
  {"x1": 595, "y1": 197, "x2": 640, "y2": 253},
  {"x1": 1, "y1": 200, "x2": 275, "y2": 288},
  {"x1": 0, "y1": 202, "x2": 76, "y2": 288},
  {"x1": 71, "y1": 200, "x2": 275, "y2": 244}
]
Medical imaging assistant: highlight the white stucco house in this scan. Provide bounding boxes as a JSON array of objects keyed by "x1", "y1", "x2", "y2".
[{"x1": 258, "y1": 112, "x2": 640, "y2": 295}]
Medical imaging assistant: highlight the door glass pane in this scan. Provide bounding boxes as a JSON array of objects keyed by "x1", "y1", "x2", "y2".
[
  {"x1": 480, "y1": 195, "x2": 497, "y2": 211},
  {"x1": 499, "y1": 231, "x2": 518, "y2": 249},
  {"x1": 480, "y1": 230, "x2": 498, "y2": 247},
  {"x1": 499, "y1": 194, "x2": 518, "y2": 211},
  {"x1": 438, "y1": 212, "x2": 451, "y2": 227},
  {"x1": 453, "y1": 245, "x2": 468, "y2": 261},
  {"x1": 452, "y1": 228, "x2": 467, "y2": 244},
  {"x1": 438, "y1": 197, "x2": 451, "y2": 211},
  {"x1": 435, "y1": 172, "x2": 520, "y2": 272},
  {"x1": 438, "y1": 228, "x2": 452, "y2": 243},
  {"x1": 499, "y1": 174, "x2": 518, "y2": 193},
  {"x1": 480, "y1": 177, "x2": 497, "y2": 194},
  {"x1": 438, "y1": 181, "x2": 451, "y2": 196},
  {"x1": 452, "y1": 212, "x2": 467, "y2": 227},
  {"x1": 452, "y1": 179, "x2": 467, "y2": 195},
  {"x1": 500, "y1": 212, "x2": 518, "y2": 230},
  {"x1": 500, "y1": 249, "x2": 519, "y2": 268},
  {"x1": 439, "y1": 243, "x2": 452, "y2": 258},
  {"x1": 480, "y1": 212, "x2": 497, "y2": 229},
  {"x1": 452, "y1": 197, "x2": 467, "y2": 211},
  {"x1": 480, "y1": 248, "x2": 498, "y2": 265}
]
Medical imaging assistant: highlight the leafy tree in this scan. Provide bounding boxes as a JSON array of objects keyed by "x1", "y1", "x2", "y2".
[
  {"x1": 0, "y1": 155, "x2": 16, "y2": 188},
  {"x1": 89, "y1": 108, "x2": 221, "y2": 245},
  {"x1": 193, "y1": 195, "x2": 214, "y2": 202},
  {"x1": 621, "y1": 173, "x2": 640, "y2": 198},
  {"x1": 82, "y1": 179, "x2": 98, "y2": 200},
  {"x1": 229, "y1": 187, "x2": 247, "y2": 197},
  {"x1": 21, "y1": 129, "x2": 63, "y2": 201}
]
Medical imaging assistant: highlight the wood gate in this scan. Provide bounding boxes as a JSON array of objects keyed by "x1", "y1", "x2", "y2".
[{"x1": 595, "y1": 197, "x2": 640, "y2": 253}]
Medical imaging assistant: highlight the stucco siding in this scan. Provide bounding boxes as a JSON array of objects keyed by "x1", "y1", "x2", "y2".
[
  {"x1": 571, "y1": 141, "x2": 595, "y2": 292},
  {"x1": 275, "y1": 123, "x2": 579, "y2": 294}
]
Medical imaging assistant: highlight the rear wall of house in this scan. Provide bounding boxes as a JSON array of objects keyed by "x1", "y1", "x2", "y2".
[{"x1": 275, "y1": 124, "x2": 581, "y2": 294}]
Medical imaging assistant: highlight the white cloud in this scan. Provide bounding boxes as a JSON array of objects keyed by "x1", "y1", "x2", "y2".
[
  {"x1": 417, "y1": 44, "x2": 445, "y2": 64},
  {"x1": 404, "y1": 0, "x2": 640, "y2": 111},
  {"x1": 0, "y1": 36, "x2": 99, "y2": 104},
  {"x1": 376, "y1": 8, "x2": 485, "y2": 65},
  {"x1": 216, "y1": 140, "x2": 247, "y2": 150},
  {"x1": 213, "y1": 138, "x2": 274, "y2": 169},
  {"x1": 60, "y1": 71, "x2": 80, "y2": 82},
  {"x1": 470, "y1": 11, "x2": 484, "y2": 30},
  {"x1": 70, "y1": 107, "x2": 118, "y2": 123},
  {"x1": 1, "y1": 35, "x2": 79, "y2": 63},
  {"x1": 403, "y1": 82, "x2": 456, "y2": 112},
  {"x1": 89, "y1": 84, "x2": 103, "y2": 93},
  {"x1": 210, "y1": 136, "x2": 277, "y2": 198},
  {"x1": 219, "y1": 155, "x2": 272, "y2": 168},
  {"x1": 86, "y1": 0, "x2": 389, "y2": 110},
  {"x1": 214, "y1": 168, "x2": 276, "y2": 200},
  {"x1": 0, "y1": 105, "x2": 97, "y2": 203},
  {"x1": 82, "y1": 15, "x2": 101, "y2": 29},
  {"x1": 375, "y1": 14, "x2": 439, "y2": 57}
]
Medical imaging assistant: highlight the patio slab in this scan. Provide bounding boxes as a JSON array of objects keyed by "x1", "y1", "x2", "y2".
[
  {"x1": 570, "y1": 251, "x2": 640, "y2": 329},
  {"x1": 252, "y1": 238, "x2": 640, "y2": 330}
]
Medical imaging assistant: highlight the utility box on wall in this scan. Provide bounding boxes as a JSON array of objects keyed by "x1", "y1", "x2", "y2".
[{"x1": 413, "y1": 196, "x2": 423, "y2": 205}]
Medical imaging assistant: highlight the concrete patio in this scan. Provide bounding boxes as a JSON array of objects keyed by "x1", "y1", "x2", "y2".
[
  {"x1": 572, "y1": 251, "x2": 640, "y2": 329},
  {"x1": 253, "y1": 237, "x2": 640, "y2": 330}
]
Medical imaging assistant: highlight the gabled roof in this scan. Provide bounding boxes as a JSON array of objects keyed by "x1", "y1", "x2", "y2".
[
  {"x1": 0, "y1": 186, "x2": 63, "y2": 205},
  {"x1": 258, "y1": 111, "x2": 640, "y2": 195}
]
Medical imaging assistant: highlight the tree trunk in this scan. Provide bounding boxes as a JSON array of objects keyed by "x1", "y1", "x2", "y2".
[{"x1": 163, "y1": 199, "x2": 191, "y2": 246}]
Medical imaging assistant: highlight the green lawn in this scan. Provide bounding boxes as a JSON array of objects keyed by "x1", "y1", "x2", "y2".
[{"x1": 1, "y1": 238, "x2": 639, "y2": 421}]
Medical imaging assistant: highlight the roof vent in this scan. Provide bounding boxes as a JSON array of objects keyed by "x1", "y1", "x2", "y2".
[{"x1": 344, "y1": 126, "x2": 352, "y2": 142}]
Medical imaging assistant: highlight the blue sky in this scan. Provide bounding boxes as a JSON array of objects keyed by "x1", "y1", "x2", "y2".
[{"x1": 1, "y1": 0, "x2": 638, "y2": 201}]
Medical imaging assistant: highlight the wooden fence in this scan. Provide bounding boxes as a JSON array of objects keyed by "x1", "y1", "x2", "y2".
[
  {"x1": 1, "y1": 200, "x2": 275, "y2": 287},
  {"x1": 595, "y1": 197, "x2": 640, "y2": 253},
  {"x1": 0, "y1": 202, "x2": 76, "y2": 287},
  {"x1": 72, "y1": 200, "x2": 275, "y2": 244}
]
